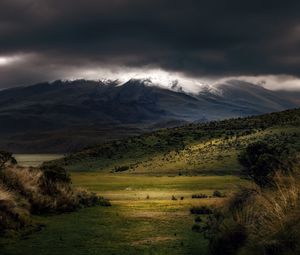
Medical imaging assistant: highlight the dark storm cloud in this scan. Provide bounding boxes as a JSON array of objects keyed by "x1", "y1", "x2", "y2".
[{"x1": 1, "y1": 0, "x2": 300, "y2": 88}]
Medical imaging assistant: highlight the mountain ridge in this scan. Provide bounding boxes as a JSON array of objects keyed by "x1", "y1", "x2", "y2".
[{"x1": 0, "y1": 78, "x2": 299, "y2": 153}]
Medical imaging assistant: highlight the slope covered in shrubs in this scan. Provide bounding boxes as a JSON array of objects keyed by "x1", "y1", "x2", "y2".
[{"x1": 49, "y1": 108, "x2": 300, "y2": 174}]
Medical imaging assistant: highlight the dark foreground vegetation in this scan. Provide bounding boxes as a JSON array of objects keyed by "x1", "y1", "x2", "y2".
[
  {"x1": 198, "y1": 132, "x2": 300, "y2": 255},
  {"x1": 0, "y1": 151, "x2": 109, "y2": 237}
]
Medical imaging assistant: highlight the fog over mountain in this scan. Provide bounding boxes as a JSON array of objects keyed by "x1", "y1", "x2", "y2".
[
  {"x1": 0, "y1": 78, "x2": 299, "y2": 153},
  {"x1": 1, "y1": 0, "x2": 300, "y2": 90},
  {"x1": 1, "y1": 0, "x2": 300, "y2": 151}
]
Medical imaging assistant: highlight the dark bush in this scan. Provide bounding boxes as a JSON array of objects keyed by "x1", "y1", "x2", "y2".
[
  {"x1": 190, "y1": 205, "x2": 213, "y2": 215},
  {"x1": 192, "y1": 224, "x2": 202, "y2": 232},
  {"x1": 114, "y1": 165, "x2": 129, "y2": 172},
  {"x1": 195, "y1": 216, "x2": 202, "y2": 223},
  {"x1": 212, "y1": 190, "x2": 224, "y2": 198},
  {"x1": 98, "y1": 197, "x2": 112, "y2": 207},
  {"x1": 227, "y1": 188, "x2": 258, "y2": 212},
  {"x1": 0, "y1": 151, "x2": 17, "y2": 170},
  {"x1": 238, "y1": 141, "x2": 295, "y2": 187},
  {"x1": 208, "y1": 222, "x2": 247, "y2": 255},
  {"x1": 192, "y1": 193, "x2": 208, "y2": 199},
  {"x1": 41, "y1": 165, "x2": 71, "y2": 183}
]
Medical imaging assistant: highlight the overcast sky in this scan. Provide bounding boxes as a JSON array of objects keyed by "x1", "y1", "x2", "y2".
[{"x1": 1, "y1": 0, "x2": 300, "y2": 90}]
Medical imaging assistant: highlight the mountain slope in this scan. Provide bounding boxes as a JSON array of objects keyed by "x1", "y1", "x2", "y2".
[
  {"x1": 0, "y1": 79, "x2": 299, "y2": 152},
  {"x1": 48, "y1": 108, "x2": 300, "y2": 174}
]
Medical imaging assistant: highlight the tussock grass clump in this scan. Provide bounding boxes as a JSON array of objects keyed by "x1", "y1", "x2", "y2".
[
  {"x1": 202, "y1": 137, "x2": 300, "y2": 255},
  {"x1": 204, "y1": 172, "x2": 300, "y2": 255},
  {"x1": 0, "y1": 162, "x2": 108, "y2": 236},
  {"x1": 0, "y1": 187, "x2": 30, "y2": 234}
]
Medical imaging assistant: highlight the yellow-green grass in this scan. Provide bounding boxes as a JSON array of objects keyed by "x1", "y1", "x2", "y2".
[
  {"x1": 65, "y1": 126, "x2": 300, "y2": 175},
  {"x1": 1, "y1": 173, "x2": 247, "y2": 255},
  {"x1": 71, "y1": 173, "x2": 245, "y2": 198},
  {"x1": 124, "y1": 127, "x2": 300, "y2": 175}
]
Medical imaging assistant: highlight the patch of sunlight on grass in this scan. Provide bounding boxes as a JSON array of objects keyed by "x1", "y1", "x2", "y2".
[{"x1": 1, "y1": 173, "x2": 247, "y2": 255}]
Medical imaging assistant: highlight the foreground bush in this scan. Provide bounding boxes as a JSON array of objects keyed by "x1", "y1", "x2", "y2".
[
  {"x1": 0, "y1": 151, "x2": 17, "y2": 170},
  {"x1": 190, "y1": 205, "x2": 213, "y2": 215},
  {"x1": 238, "y1": 140, "x2": 300, "y2": 187},
  {"x1": 0, "y1": 187, "x2": 30, "y2": 234},
  {"x1": 204, "y1": 172, "x2": 300, "y2": 255},
  {"x1": 114, "y1": 165, "x2": 130, "y2": 172},
  {"x1": 41, "y1": 164, "x2": 71, "y2": 183},
  {"x1": 0, "y1": 164, "x2": 108, "y2": 235}
]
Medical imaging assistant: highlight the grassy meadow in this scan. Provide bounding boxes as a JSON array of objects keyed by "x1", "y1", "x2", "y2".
[
  {"x1": 2, "y1": 108, "x2": 300, "y2": 254},
  {"x1": 0, "y1": 173, "x2": 246, "y2": 255}
]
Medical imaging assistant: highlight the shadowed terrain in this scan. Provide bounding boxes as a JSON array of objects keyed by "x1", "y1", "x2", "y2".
[{"x1": 0, "y1": 79, "x2": 299, "y2": 153}]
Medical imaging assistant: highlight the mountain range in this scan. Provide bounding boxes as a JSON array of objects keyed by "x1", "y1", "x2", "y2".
[{"x1": 0, "y1": 78, "x2": 299, "y2": 153}]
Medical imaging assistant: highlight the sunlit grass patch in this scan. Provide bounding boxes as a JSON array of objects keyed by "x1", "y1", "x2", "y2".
[{"x1": 0, "y1": 172, "x2": 245, "y2": 255}]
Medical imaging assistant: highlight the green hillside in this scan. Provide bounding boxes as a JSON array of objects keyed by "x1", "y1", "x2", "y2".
[
  {"x1": 49, "y1": 108, "x2": 300, "y2": 175},
  {"x1": 3, "y1": 108, "x2": 300, "y2": 255}
]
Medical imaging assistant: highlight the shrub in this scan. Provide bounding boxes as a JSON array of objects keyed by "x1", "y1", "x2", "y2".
[
  {"x1": 208, "y1": 220, "x2": 247, "y2": 255},
  {"x1": 41, "y1": 165, "x2": 71, "y2": 183},
  {"x1": 0, "y1": 151, "x2": 17, "y2": 170},
  {"x1": 238, "y1": 141, "x2": 297, "y2": 187},
  {"x1": 203, "y1": 172, "x2": 300, "y2": 255},
  {"x1": 114, "y1": 165, "x2": 129, "y2": 172},
  {"x1": 226, "y1": 187, "x2": 258, "y2": 212},
  {"x1": 212, "y1": 190, "x2": 224, "y2": 198},
  {"x1": 190, "y1": 205, "x2": 213, "y2": 215},
  {"x1": 192, "y1": 193, "x2": 208, "y2": 199},
  {"x1": 0, "y1": 186, "x2": 30, "y2": 234},
  {"x1": 76, "y1": 189, "x2": 111, "y2": 207},
  {"x1": 192, "y1": 224, "x2": 202, "y2": 233},
  {"x1": 98, "y1": 197, "x2": 112, "y2": 207},
  {"x1": 195, "y1": 216, "x2": 202, "y2": 223},
  {"x1": 0, "y1": 165, "x2": 109, "y2": 234}
]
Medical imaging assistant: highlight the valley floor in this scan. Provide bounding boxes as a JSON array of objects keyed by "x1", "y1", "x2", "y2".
[{"x1": 0, "y1": 173, "x2": 245, "y2": 255}]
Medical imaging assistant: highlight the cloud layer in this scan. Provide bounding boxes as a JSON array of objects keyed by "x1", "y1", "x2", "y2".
[{"x1": 1, "y1": 0, "x2": 300, "y2": 88}]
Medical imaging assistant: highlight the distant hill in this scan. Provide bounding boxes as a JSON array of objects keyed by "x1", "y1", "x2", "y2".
[
  {"x1": 0, "y1": 79, "x2": 299, "y2": 153},
  {"x1": 48, "y1": 108, "x2": 300, "y2": 175}
]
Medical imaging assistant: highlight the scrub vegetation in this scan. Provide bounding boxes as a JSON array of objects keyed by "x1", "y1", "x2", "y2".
[
  {"x1": 1, "y1": 108, "x2": 300, "y2": 254},
  {"x1": 198, "y1": 124, "x2": 300, "y2": 255},
  {"x1": 48, "y1": 108, "x2": 300, "y2": 176}
]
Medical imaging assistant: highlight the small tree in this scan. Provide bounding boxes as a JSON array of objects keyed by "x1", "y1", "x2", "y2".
[
  {"x1": 238, "y1": 141, "x2": 295, "y2": 187},
  {"x1": 0, "y1": 151, "x2": 17, "y2": 170}
]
